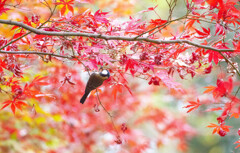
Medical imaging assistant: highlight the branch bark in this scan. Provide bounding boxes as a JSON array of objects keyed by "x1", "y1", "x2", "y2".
[
  {"x1": 0, "y1": 50, "x2": 73, "y2": 59},
  {"x1": 0, "y1": 19, "x2": 234, "y2": 52}
]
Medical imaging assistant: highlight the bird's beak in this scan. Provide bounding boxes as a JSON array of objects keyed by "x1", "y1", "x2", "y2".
[{"x1": 99, "y1": 66, "x2": 103, "y2": 72}]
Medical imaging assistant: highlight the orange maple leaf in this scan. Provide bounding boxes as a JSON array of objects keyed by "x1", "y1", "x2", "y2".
[
  {"x1": 183, "y1": 98, "x2": 200, "y2": 113},
  {"x1": 55, "y1": 0, "x2": 74, "y2": 15},
  {"x1": 207, "y1": 123, "x2": 231, "y2": 134},
  {"x1": 230, "y1": 113, "x2": 239, "y2": 119},
  {"x1": 203, "y1": 85, "x2": 216, "y2": 94}
]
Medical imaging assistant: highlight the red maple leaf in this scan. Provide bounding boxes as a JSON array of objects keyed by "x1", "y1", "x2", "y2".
[
  {"x1": 29, "y1": 75, "x2": 49, "y2": 88},
  {"x1": 147, "y1": 19, "x2": 167, "y2": 32},
  {"x1": 206, "y1": 0, "x2": 223, "y2": 9},
  {"x1": 155, "y1": 71, "x2": 183, "y2": 91},
  {"x1": 94, "y1": 10, "x2": 110, "y2": 25},
  {"x1": 112, "y1": 84, "x2": 123, "y2": 100},
  {"x1": 0, "y1": 0, "x2": 10, "y2": 15},
  {"x1": 96, "y1": 54, "x2": 113, "y2": 66},
  {"x1": 235, "y1": 41, "x2": 240, "y2": 52},
  {"x1": 215, "y1": 23, "x2": 225, "y2": 36},
  {"x1": 11, "y1": 29, "x2": 26, "y2": 40},
  {"x1": 125, "y1": 59, "x2": 139, "y2": 76},
  {"x1": 205, "y1": 49, "x2": 222, "y2": 65},
  {"x1": 195, "y1": 27, "x2": 210, "y2": 39},
  {"x1": 203, "y1": 77, "x2": 233, "y2": 99},
  {"x1": 1, "y1": 100, "x2": 28, "y2": 114}
]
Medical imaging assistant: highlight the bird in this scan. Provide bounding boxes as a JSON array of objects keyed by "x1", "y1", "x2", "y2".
[{"x1": 80, "y1": 69, "x2": 110, "y2": 104}]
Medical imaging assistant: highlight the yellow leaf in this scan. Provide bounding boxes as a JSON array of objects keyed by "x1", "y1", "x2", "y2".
[
  {"x1": 22, "y1": 116, "x2": 34, "y2": 126},
  {"x1": 52, "y1": 115, "x2": 62, "y2": 122},
  {"x1": 35, "y1": 117, "x2": 46, "y2": 125}
]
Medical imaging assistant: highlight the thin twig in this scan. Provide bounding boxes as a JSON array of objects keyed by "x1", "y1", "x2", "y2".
[
  {"x1": 75, "y1": 58, "x2": 90, "y2": 76},
  {"x1": 96, "y1": 89, "x2": 119, "y2": 136},
  {"x1": 219, "y1": 52, "x2": 240, "y2": 78}
]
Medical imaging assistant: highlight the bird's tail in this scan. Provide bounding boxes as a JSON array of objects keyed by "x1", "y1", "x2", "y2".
[{"x1": 80, "y1": 92, "x2": 90, "y2": 104}]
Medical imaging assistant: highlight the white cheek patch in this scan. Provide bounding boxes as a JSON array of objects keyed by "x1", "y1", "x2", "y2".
[{"x1": 101, "y1": 70, "x2": 108, "y2": 75}]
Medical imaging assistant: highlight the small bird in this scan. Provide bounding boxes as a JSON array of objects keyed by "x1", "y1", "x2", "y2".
[{"x1": 80, "y1": 69, "x2": 110, "y2": 104}]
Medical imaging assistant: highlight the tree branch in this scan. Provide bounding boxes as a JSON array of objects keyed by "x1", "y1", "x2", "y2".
[
  {"x1": 219, "y1": 52, "x2": 240, "y2": 78},
  {"x1": 0, "y1": 19, "x2": 234, "y2": 52},
  {"x1": 0, "y1": 50, "x2": 73, "y2": 59}
]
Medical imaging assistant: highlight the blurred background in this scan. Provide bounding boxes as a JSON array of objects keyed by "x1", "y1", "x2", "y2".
[{"x1": 0, "y1": 0, "x2": 240, "y2": 153}]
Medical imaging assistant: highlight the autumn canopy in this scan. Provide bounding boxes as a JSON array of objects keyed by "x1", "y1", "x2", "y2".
[{"x1": 0, "y1": 0, "x2": 240, "y2": 152}]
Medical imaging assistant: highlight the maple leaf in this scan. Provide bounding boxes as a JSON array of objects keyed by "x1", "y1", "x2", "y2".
[
  {"x1": 204, "y1": 64, "x2": 212, "y2": 74},
  {"x1": 82, "y1": 60, "x2": 98, "y2": 70},
  {"x1": 55, "y1": 0, "x2": 74, "y2": 15},
  {"x1": 234, "y1": 140, "x2": 240, "y2": 149},
  {"x1": 206, "y1": 0, "x2": 223, "y2": 9},
  {"x1": 23, "y1": 84, "x2": 42, "y2": 98},
  {"x1": 21, "y1": 76, "x2": 49, "y2": 99},
  {"x1": 94, "y1": 10, "x2": 110, "y2": 25},
  {"x1": 96, "y1": 54, "x2": 113, "y2": 66},
  {"x1": 29, "y1": 75, "x2": 49, "y2": 88},
  {"x1": 23, "y1": 16, "x2": 33, "y2": 27},
  {"x1": 186, "y1": 19, "x2": 196, "y2": 29},
  {"x1": 183, "y1": 98, "x2": 201, "y2": 113},
  {"x1": 147, "y1": 19, "x2": 167, "y2": 32},
  {"x1": 205, "y1": 107, "x2": 222, "y2": 112},
  {"x1": 0, "y1": 59, "x2": 7, "y2": 71},
  {"x1": 207, "y1": 123, "x2": 220, "y2": 134},
  {"x1": 111, "y1": 84, "x2": 123, "y2": 100},
  {"x1": 0, "y1": 0, "x2": 10, "y2": 15},
  {"x1": 203, "y1": 85, "x2": 216, "y2": 94},
  {"x1": 195, "y1": 27, "x2": 210, "y2": 39},
  {"x1": 155, "y1": 71, "x2": 183, "y2": 92},
  {"x1": 11, "y1": 31, "x2": 26, "y2": 40},
  {"x1": 203, "y1": 77, "x2": 233, "y2": 99},
  {"x1": 230, "y1": 113, "x2": 239, "y2": 119},
  {"x1": 206, "y1": 49, "x2": 223, "y2": 65},
  {"x1": 215, "y1": 23, "x2": 225, "y2": 36},
  {"x1": 207, "y1": 123, "x2": 231, "y2": 134},
  {"x1": 215, "y1": 78, "x2": 233, "y2": 97},
  {"x1": 234, "y1": 41, "x2": 240, "y2": 52},
  {"x1": 125, "y1": 59, "x2": 139, "y2": 76},
  {"x1": 1, "y1": 100, "x2": 28, "y2": 114}
]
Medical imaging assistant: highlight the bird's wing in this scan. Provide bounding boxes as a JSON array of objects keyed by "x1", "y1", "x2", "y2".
[{"x1": 85, "y1": 72, "x2": 104, "y2": 92}]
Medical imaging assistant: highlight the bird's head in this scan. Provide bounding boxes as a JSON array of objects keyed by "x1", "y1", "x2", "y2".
[{"x1": 100, "y1": 69, "x2": 110, "y2": 80}]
